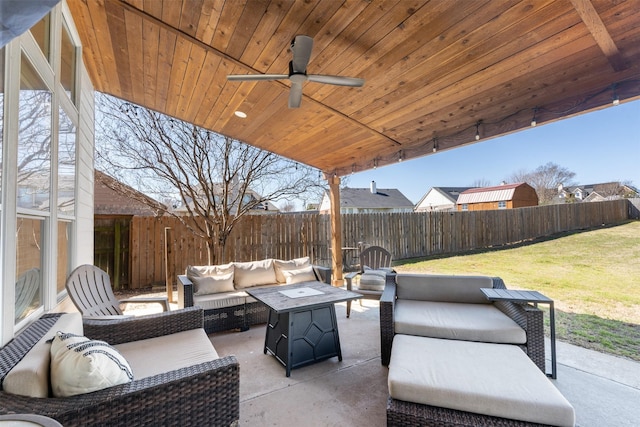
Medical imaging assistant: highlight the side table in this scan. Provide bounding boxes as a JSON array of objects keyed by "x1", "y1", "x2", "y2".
[{"x1": 480, "y1": 288, "x2": 557, "y2": 379}]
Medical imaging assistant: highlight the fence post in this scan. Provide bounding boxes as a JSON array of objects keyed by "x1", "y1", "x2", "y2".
[
  {"x1": 113, "y1": 221, "x2": 121, "y2": 290},
  {"x1": 164, "y1": 227, "x2": 175, "y2": 302}
]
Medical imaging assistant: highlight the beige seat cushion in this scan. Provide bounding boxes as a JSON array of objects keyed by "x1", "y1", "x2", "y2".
[
  {"x1": 394, "y1": 300, "x2": 526, "y2": 344},
  {"x1": 193, "y1": 291, "x2": 249, "y2": 311},
  {"x1": 115, "y1": 328, "x2": 218, "y2": 380},
  {"x1": 388, "y1": 335, "x2": 575, "y2": 427},
  {"x1": 3, "y1": 313, "x2": 83, "y2": 398},
  {"x1": 358, "y1": 269, "x2": 387, "y2": 291}
]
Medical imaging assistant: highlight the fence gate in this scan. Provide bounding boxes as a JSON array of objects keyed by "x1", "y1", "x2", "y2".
[{"x1": 94, "y1": 216, "x2": 131, "y2": 290}]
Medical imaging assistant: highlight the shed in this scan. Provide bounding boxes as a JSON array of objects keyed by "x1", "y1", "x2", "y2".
[{"x1": 457, "y1": 183, "x2": 538, "y2": 211}]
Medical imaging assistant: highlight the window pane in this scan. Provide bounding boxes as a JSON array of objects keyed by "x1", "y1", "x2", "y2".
[
  {"x1": 15, "y1": 217, "x2": 44, "y2": 323},
  {"x1": 18, "y1": 53, "x2": 51, "y2": 211},
  {"x1": 1, "y1": 47, "x2": 4, "y2": 207},
  {"x1": 30, "y1": 14, "x2": 51, "y2": 62},
  {"x1": 58, "y1": 107, "x2": 76, "y2": 215},
  {"x1": 60, "y1": 22, "x2": 76, "y2": 103},
  {"x1": 57, "y1": 221, "x2": 72, "y2": 294}
]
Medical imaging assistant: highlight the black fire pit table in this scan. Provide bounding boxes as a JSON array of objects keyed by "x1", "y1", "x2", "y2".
[{"x1": 246, "y1": 281, "x2": 361, "y2": 376}]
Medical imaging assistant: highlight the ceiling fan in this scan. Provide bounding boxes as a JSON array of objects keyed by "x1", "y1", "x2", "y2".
[{"x1": 227, "y1": 35, "x2": 365, "y2": 108}]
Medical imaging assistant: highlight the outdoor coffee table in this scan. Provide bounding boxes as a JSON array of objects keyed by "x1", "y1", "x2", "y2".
[
  {"x1": 481, "y1": 288, "x2": 557, "y2": 379},
  {"x1": 246, "y1": 281, "x2": 361, "y2": 376}
]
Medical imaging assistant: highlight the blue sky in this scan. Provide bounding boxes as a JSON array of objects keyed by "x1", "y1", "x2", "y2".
[{"x1": 341, "y1": 99, "x2": 640, "y2": 205}]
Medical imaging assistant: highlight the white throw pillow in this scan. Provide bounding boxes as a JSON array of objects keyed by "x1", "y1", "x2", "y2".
[
  {"x1": 273, "y1": 257, "x2": 311, "y2": 283},
  {"x1": 282, "y1": 265, "x2": 317, "y2": 284},
  {"x1": 50, "y1": 332, "x2": 134, "y2": 397},
  {"x1": 191, "y1": 272, "x2": 235, "y2": 295},
  {"x1": 233, "y1": 259, "x2": 277, "y2": 289},
  {"x1": 186, "y1": 264, "x2": 235, "y2": 295}
]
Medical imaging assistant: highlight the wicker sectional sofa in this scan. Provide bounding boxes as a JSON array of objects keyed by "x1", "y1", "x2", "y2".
[
  {"x1": 0, "y1": 307, "x2": 239, "y2": 426},
  {"x1": 178, "y1": 257, "x2": 331, "y2": 333},
  {"x1": 381, "y1": 274, "x2": 574, "y2": 426}
]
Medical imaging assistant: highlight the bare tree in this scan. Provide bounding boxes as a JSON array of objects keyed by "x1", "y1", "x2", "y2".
[
  {"x1": 15, "y1": 90, "x2": 77, "y2": 211},
  {"x1": 96, "y1": 93, "x2": 323, "y2": 264},
  {"x1": 471, "y1": 178, "x2": 492, "y2": 187},
  {"x1": 593, "y1": 182, "x2": 628, "y2": 198},
  {"x1": 508, "y1": 162, "x2": 576, "y2": 204},
  {"x1": 279, "y1": 201, "x2": 297, "y2": 212}
]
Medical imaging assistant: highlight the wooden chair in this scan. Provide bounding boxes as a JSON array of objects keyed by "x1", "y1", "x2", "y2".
[
  {"x1": 344, "y1": 246, "x2": 394, "y2": 318},
  {"x1": 65, "y1": 264, "x2": 169, "y2": 317}
]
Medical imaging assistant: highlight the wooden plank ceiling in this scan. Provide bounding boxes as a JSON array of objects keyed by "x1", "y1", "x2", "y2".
[{"x1": 69, "y1": 0, "x2": 640, "y2": 177}]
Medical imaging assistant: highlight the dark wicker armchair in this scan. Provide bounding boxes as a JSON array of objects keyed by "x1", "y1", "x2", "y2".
[
  {"x1": 379, "y1": 276, "x2": 545, "y2": 370},
  {"x1": 0, "y1": 307, "x2": 239, "y2": 427}
]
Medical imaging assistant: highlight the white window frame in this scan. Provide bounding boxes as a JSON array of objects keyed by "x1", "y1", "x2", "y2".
[{"x1": 1, "y1": 3, "x2": 81, "y2": 338}]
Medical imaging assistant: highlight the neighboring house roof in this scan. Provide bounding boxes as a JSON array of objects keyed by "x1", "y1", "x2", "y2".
[
  {"x1": 564, "y1": 183, "x2": 607, "y2": 194},
  {"x1": 176, "y1": 187, "x2": 279, "y2": 215},
  {"x1": 582, "y1": 192, "x2": 606, "y2": 202},
  {"x1": 94, "y1": 170, "x2": 167, "y2": 216},
  {"x1": 415, "y1": 187, "x2": 474, "y2": 210},
  {"x1": 457, "y1": 183, "x2": 527, "y2": 205},
  {"x1": 558, "y1": 182, "x2": 640, "y2": 201},
  {"x1": 334, "y1": 187, "x2": 414, "y2": 210}
]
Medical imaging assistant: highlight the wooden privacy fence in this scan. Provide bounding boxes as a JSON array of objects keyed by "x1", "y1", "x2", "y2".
[{"x1": 126, "y1": 199, "x2": 631, "y2": 289}]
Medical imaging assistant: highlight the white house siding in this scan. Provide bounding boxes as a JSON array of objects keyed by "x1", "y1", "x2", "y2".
[
  {"x1": 415, "y1": 189, "x2": 455, "y2": 212},
  {"x1": 319, "y1": 193, "x2": 331, "y2": 213},
  {"x1": 75, "y1": 64, "x2": 94, "y2": 266}
]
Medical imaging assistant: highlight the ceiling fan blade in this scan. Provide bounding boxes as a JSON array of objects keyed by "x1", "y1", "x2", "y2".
[
  {"x1": 227, "y1": 74, "x2": 289, "y2": 81},
  {"x1": 291, "y1": 35, "x2": 313, "y2": 74},
  {"x1": 307, "y1": 74, "x2": 365, "y2": 87},
  {"x1": 288, "y1": 82, "x2": 303, "y2": 108}
]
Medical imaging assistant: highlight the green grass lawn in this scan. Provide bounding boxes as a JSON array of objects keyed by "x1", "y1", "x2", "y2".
[{"x1": 393, "y1": 221, "x2": 640, "y2": 361}]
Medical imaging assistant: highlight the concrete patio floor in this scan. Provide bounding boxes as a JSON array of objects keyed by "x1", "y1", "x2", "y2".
[{"x1": 204, "y1": 299, "x2": 640, "y2": 427}]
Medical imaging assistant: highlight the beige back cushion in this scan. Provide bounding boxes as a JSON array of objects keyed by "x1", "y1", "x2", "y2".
[
  {"x1": 3, "y1": 313, "x2": 83, "y2": 397},
  {"x1": 273, "y1": 257, "x2": 311, "y2": 283},
  {"x1": 233, "y1": 259, "x2": 277, "y2": 289},
  {"x1": 396, "y1": 274, "x2": 493, "y2": 303}
]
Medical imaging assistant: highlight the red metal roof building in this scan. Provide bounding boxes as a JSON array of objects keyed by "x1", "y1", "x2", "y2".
[{"x1": 457, "y1": 183, "x2": 538, "y2": 211}]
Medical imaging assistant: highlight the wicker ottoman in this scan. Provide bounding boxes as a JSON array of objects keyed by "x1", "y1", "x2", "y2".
[{"x1": 387, "y1": 335, "x2": 575, "y2": 427}]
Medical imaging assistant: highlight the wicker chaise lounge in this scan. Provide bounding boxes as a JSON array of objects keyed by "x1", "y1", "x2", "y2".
[
  {"x1": 379, "y1": 273, "x2": 545, "y2": 370},
  {"x1": 0, "y1": 307, "x2": 239, "y2": 426},
  {"x1": 380, "y1": 274, "x2": 574, "y2": 426}
]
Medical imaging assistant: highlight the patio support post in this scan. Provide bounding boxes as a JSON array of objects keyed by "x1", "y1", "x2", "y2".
[{"x1": 327, "y1": 174, "x2": 343, "y2": 286}]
